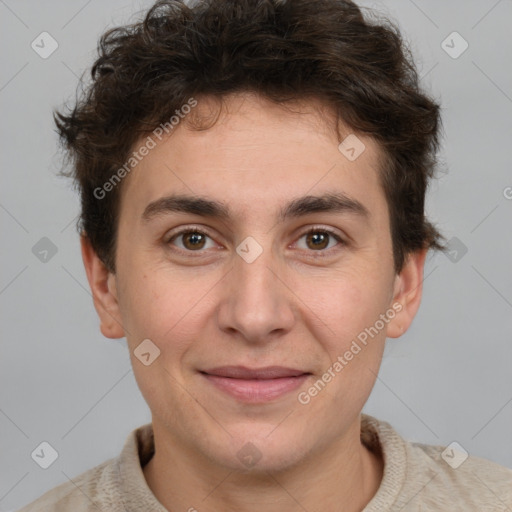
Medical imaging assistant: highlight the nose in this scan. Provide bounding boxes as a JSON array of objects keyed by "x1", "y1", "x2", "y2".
[{"x1": 216, "y1": 241, "x2": 296, "y2": 345}]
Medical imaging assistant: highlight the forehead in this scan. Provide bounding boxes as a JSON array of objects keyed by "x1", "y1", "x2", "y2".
[{"x1": 119, "y1": 93, "x2": 388, "y2": 229}]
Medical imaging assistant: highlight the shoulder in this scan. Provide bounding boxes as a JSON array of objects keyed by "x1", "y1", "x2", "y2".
[
  {"x1": 403, "y1": 439, "x2": 512, "y2": 510},
  {"x1": 361, "y1": 414, "x2": 512, "y2": 511},
  {"x1": 16, "y1": 423, "x2": 155, "y2": 512},
  {"x1": 16, "y1": 456, "x2": 120, "y2": 512}
]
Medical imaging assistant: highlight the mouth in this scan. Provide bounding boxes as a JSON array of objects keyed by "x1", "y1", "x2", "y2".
[{"x1": 199, "y1": 366, "x2": 312, "y2": 403}]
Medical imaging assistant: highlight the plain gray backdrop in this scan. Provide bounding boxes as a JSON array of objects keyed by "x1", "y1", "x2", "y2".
[{"x1": 1, "y1": 0, "x2": 511, "y2": 510}]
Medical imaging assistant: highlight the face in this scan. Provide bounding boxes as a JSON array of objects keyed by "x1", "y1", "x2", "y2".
[{"x1": 83, "y1": 92, "x2": 426, "y2": 472}]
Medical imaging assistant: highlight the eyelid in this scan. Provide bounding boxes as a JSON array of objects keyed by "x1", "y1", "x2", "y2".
[{"x1": 165, "y1": 224, "x2": 216, "y2": 240}]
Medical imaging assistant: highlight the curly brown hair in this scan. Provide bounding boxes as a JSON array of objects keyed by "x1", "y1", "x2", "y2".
[{"x1": 54, "y1": 0, "x2": 446, "y2": 274}]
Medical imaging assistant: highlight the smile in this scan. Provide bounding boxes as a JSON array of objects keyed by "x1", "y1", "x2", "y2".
[{"x1": 200, "y1": 366, "x2": 312, "y2": 403}]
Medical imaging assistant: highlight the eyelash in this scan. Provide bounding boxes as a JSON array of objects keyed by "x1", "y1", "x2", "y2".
[{"x1": 165, "y1": 225, "x2": 346, "y2": 257}]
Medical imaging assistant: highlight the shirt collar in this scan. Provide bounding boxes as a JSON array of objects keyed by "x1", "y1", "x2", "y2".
[{"x1": 115, "y1": 414, "x2": 407, "y2": 511}]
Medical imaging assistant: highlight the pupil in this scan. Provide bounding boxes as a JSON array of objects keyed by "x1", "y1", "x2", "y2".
[
  {"x1": 308, "y1": 232, "x2": 328, "y2": 250},
  {"x1": 186, "y1": 232, "x2": 204, "y2": 249}
]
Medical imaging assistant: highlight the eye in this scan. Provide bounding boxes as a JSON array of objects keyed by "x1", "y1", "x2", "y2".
[
  {"x1": 295, "y1": 227, "x2": 344, "y2": 253},
  {"x1": 165, "y1": 226, "x2": 345, "y2": 255},
  {"x1": 166, "y1": 228, "x2": 217, "y2": 252}
]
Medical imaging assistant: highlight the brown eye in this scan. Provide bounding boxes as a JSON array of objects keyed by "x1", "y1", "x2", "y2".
[
  {"x1": 305, "y1": 231, "x2": 330, "y2": 250},
  {"x1": 296, "y1": 228, "x2": 344, "y2": 252},
  {"x1": 181, "y1": 231, "x2": 207, "y2": 250},
  {"x1": 168, "y1": 230, "x2": 215, "y2": 251}
]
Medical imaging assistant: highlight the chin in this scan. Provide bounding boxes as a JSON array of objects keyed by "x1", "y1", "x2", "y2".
[{"x1": 206, "y1": 428, "x2": 312, "y2": 474}]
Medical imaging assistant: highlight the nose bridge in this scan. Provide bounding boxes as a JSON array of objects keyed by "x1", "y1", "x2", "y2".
[
  {"x1": 218, "y1": 235, "x2": 295, "y2": 341},
  {"x1": 236, "y1": 244, "x2": 277, "y2": 304}
]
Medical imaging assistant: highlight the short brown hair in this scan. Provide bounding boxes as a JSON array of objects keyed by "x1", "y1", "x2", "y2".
[{"x1": 55, "y1": 0, "x2": 447, "y2": 274}]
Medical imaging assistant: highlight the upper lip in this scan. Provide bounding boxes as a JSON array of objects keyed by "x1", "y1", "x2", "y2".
[{"x1": 201, "y1": 366, "x2": 309, "y2": 379}]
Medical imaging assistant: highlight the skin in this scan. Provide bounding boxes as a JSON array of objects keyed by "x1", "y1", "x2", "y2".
[{"x1": 82, "y1": 92, "x2": 427, "y2": 512}]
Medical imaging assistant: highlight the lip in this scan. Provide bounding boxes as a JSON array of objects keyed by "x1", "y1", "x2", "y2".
[{"x1": 200, "y1": 366, "x2": 311, "y2": 403}]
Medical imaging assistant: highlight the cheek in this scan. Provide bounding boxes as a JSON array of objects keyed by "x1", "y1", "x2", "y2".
[
  {"x1": 308, "y1": 273, "x2": 390, "y2": 412},
  {"x1": 118, "y1": 265, "x2": 217, "y2": 359},
  {"x1": 306, "y1": 264, "x2": 392, "y2": 344},
  {"x1": 116, "y1": 268, "x2": 181, "y2": 344}
]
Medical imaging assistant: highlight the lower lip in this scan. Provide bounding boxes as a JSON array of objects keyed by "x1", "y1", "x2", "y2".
[{"x1": 202, "y1": 373, "x2": 310, "y2": 403}]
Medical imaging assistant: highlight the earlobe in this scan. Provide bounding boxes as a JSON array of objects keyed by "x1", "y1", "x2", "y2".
[
  {"x1": 386, "y1": 248, "x2": 428, "y2": 339},
  {"x1": 80, "y1": 235, "x2": 125, "y2": 339}
]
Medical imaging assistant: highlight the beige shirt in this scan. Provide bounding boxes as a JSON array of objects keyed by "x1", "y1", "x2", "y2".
[{"x1": 17, "y1": 414, "x2": 512, "y2": 511}]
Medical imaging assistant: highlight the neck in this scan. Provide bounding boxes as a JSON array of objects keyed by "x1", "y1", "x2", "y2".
[{"x1": 143, "y1": 416, "x2": 384, "y2": 512}]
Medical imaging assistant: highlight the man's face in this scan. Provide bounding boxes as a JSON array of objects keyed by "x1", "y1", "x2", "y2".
[{"x1": 90, "y1": 93, "x2": 421, "y2": 471}]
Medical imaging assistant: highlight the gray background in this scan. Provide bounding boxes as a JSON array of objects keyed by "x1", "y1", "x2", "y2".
[{"x1": 1, "y1": 0, "x2": 511, "y2": 510}]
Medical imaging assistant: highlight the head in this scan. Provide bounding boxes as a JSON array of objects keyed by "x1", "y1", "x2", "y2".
[{"x1": 56, "y1": 0, "x2": 446, "y2": 472}]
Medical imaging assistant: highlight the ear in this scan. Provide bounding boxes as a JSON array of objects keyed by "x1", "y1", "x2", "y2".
[
  {"x1": 386, "y1": 248, "x2": 428, "y2": 338},
  {"x1": 80, "y1": 234, "x2": 125, "y2": 339}
]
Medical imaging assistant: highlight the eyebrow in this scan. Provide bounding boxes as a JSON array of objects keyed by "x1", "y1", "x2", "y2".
[{"x1": 141, "y1": 192, "x2": 370, "y2": 223}]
